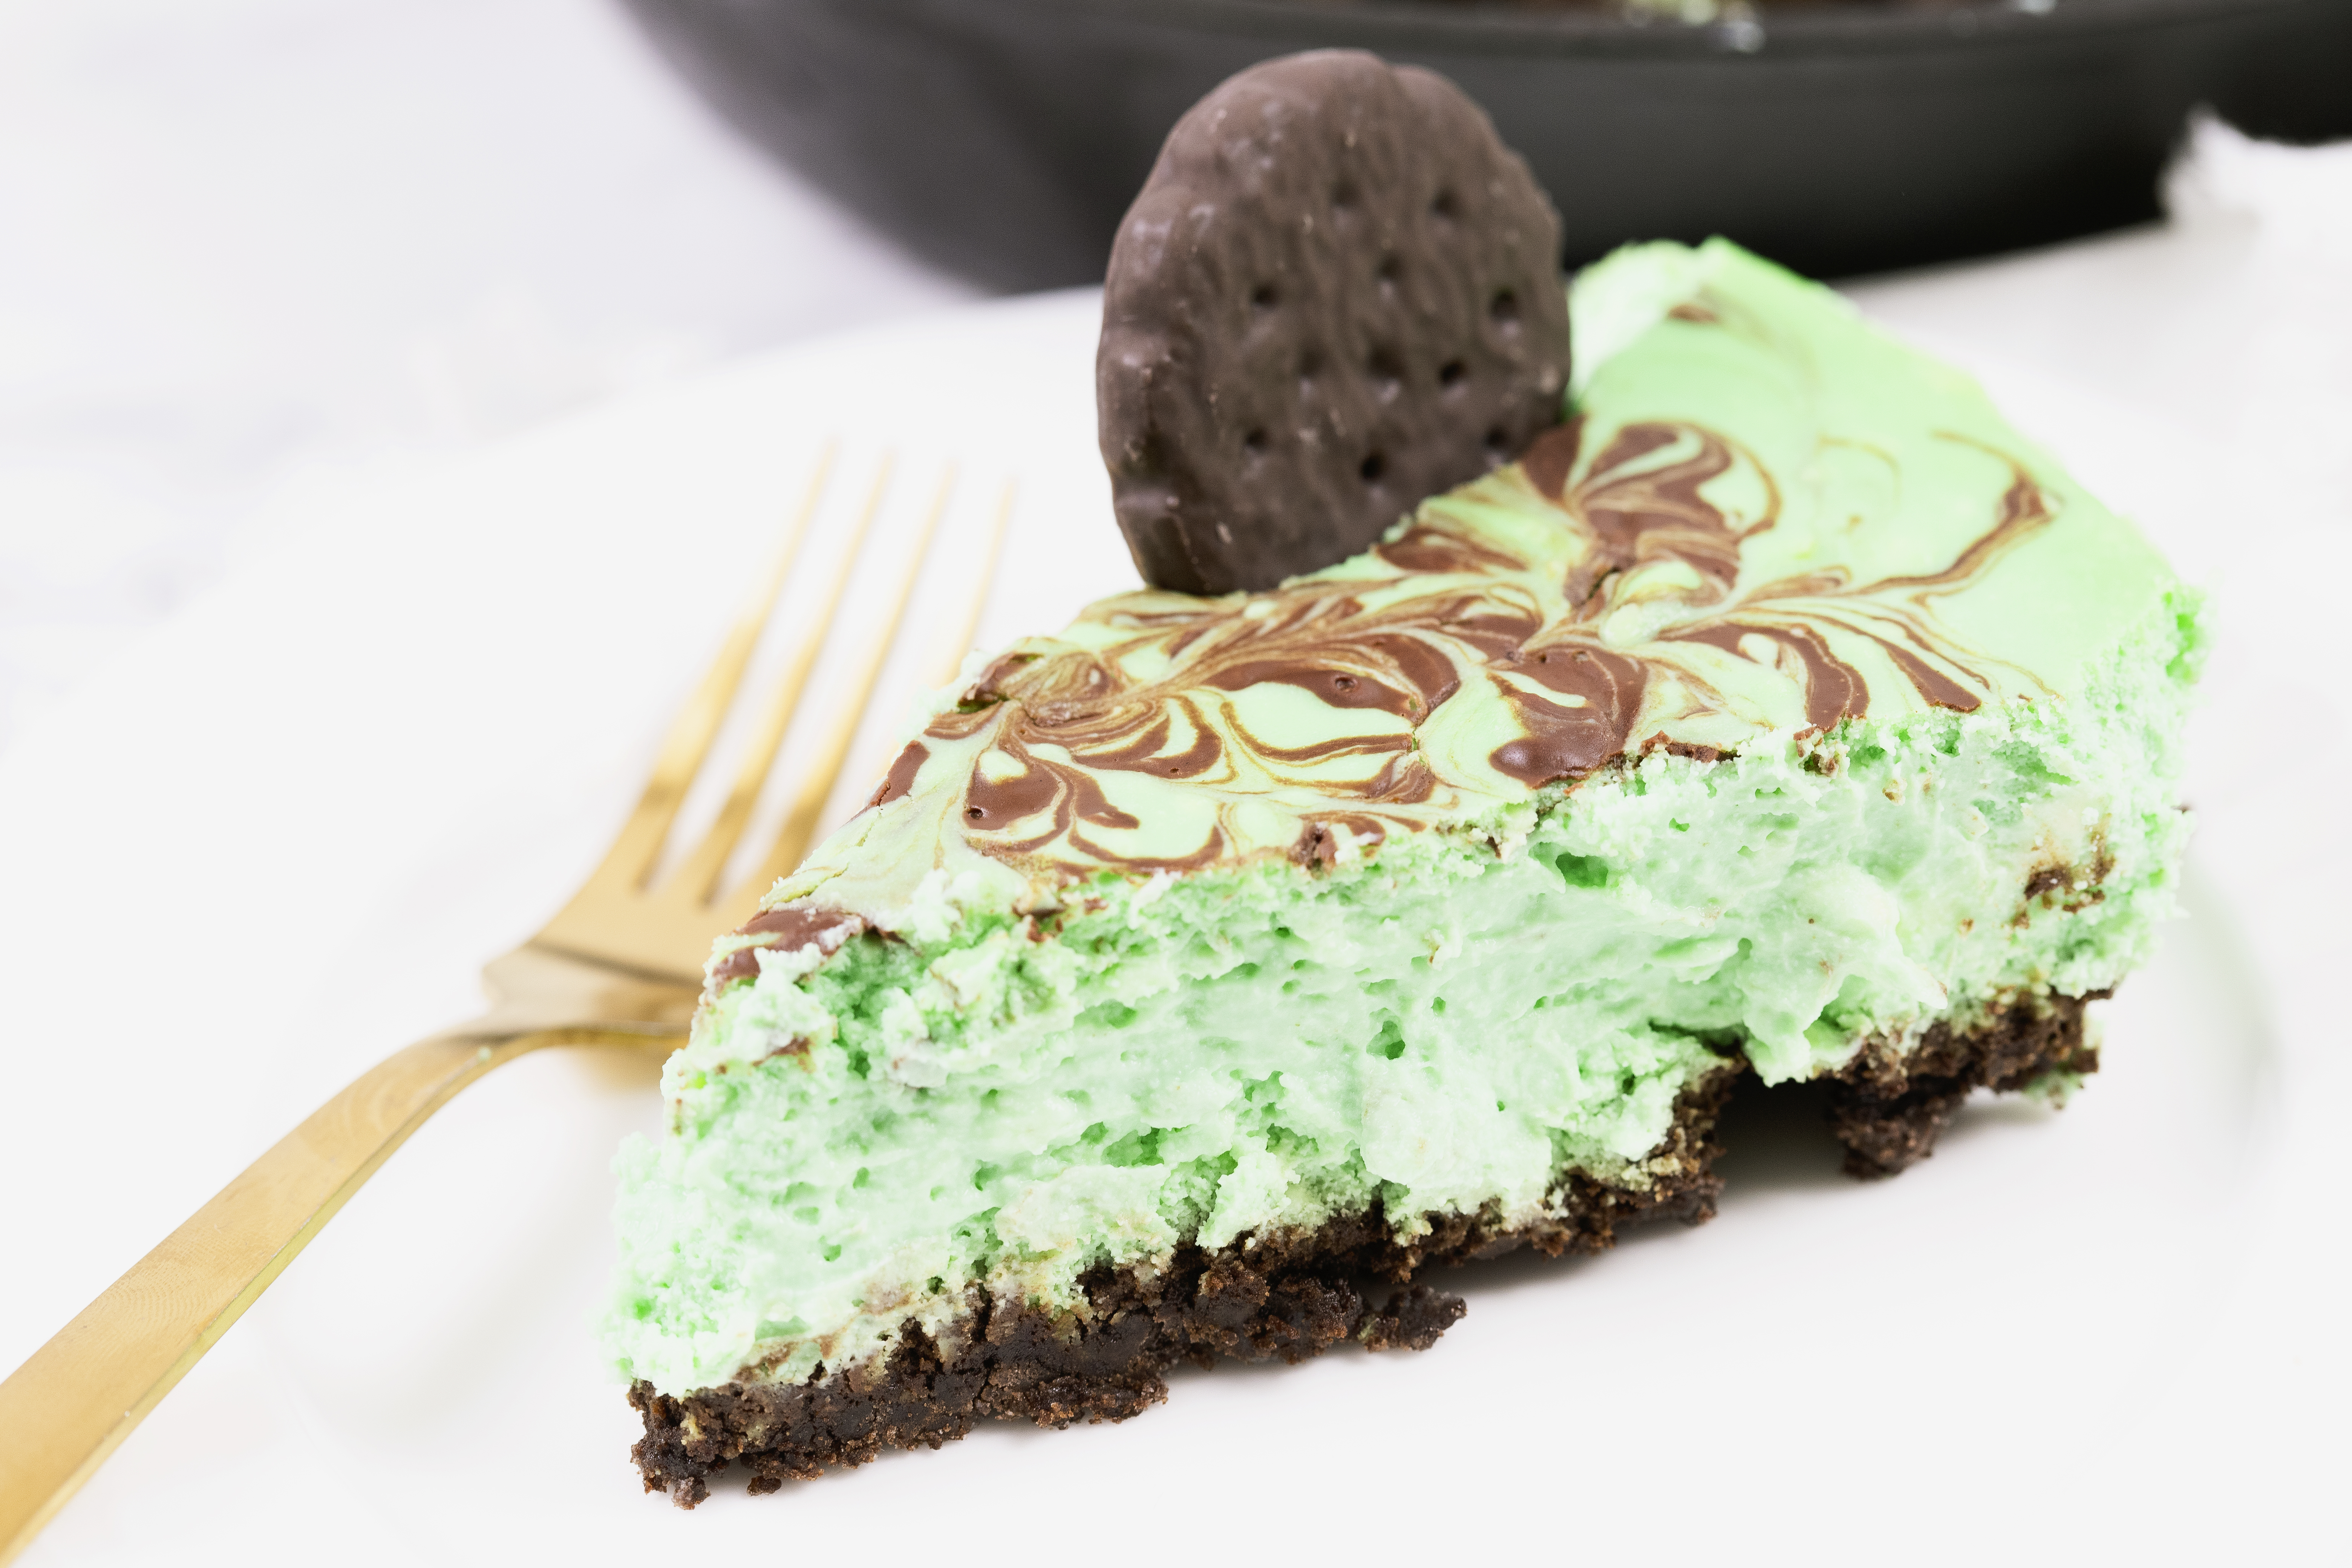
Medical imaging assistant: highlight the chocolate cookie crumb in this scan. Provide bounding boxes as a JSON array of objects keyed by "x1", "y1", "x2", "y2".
[{"x1": 1827, "y1": 991, "x2": 2102, "y2": 1178}]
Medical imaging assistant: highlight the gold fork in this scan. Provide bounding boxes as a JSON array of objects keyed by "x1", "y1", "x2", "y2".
[{"x1": 0, "y1": 449, "x2": 1014, "y2": 1564}]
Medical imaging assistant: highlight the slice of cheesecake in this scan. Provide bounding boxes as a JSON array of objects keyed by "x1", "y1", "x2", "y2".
[{"x1": 610, "y1": 239, "x2": 2201, "y2": 1504}]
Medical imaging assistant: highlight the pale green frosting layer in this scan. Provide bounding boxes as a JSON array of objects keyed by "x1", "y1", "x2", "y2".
[
  {"x1": 760, "y1": 238, "x2": 2175, "y2": 924},
  {"x1": 603, "y1": 241, "x2": 2200, "y2": 1398}
]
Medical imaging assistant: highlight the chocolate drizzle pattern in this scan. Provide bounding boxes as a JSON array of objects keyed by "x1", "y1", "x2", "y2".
[
  {"x1": 852, "y1": 408, "x2": 2055, "y2": 889},
  {"x1": 723, "y1": 265, "x2": 2123, "y2": 968},
  {"x1": 709, "y1": 906, "x2": 866, "y2": 988}
]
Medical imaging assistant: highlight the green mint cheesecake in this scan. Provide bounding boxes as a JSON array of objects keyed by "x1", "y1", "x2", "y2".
[{"x1": 609, "y1": 237, "x2": 2201, "y2": 1504}]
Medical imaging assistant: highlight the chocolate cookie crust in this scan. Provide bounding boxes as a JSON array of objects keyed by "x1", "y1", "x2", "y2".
[
  {"x1": 1828, "y1": 990, "x2": 2102, "y2": 1178},
  {"x1": 1098, "y1": 50, "x2": 1570, "y2": 596},
  {"x1": 629, "y1": 1063, "x2": 1732, "y2": 1507},
  {"x1": 628, "y1": 994, "x2": 2105, "y2": 1506}
]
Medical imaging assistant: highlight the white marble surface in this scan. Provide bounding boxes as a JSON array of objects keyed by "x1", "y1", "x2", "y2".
[{"x1": 0, "y1": 0, "x2": 973, "y2": 752}]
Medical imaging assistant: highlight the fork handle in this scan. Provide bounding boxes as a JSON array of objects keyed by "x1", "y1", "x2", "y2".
[{"x1": 0, "y1": 1027, "x2": 559, "y2": 1565}]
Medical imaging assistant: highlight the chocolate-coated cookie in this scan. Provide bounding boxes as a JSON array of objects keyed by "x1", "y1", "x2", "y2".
[{"x1": 1098, "y1": 50, "x2": 1570, "y2": 596}]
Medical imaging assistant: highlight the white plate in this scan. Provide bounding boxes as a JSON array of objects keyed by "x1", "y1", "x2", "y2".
[{"x1": 0, "y1": 288, "x2": 2335, "y2": 1566}]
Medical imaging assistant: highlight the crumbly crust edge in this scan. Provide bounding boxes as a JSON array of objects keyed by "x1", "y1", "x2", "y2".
[{"x1": 629, "y1": 992, "x2": 2096, "y2": 1506}]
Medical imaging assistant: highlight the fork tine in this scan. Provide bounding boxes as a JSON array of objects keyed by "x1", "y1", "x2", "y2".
[
  {"x1": 935, "y1": 479, "x2": 1015, "y2": 685},
  {"x1": 541, "y1": 453, "x2": 1014, "y2": 983},
  {"x1": 666, "y1": 453, "x2": 896, "y2": 902},
  {"x1": 578, "y1": 443, "x2": 834, "y2": 893},
  {"x1": 725, "y1": 463, "x2": 975, "y2": 916}
]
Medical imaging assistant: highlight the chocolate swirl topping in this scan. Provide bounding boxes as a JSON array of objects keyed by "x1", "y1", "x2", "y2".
[
  {"x1": 851, "y1": 407, "x2": 2049, "y2": 889},
  {"x1": 724, "y1": 244, "x2": 2156, "y2": 972}
]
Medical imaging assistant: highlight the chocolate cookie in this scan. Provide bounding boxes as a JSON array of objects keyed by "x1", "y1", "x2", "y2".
[{"x1": 1098, "y1": 50, "x2": 1571, "y2": 596}]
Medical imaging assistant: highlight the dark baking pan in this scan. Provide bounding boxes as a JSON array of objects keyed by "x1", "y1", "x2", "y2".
[{"x1": 616, "y1": 0, "x2": 2352, "y2": 290}]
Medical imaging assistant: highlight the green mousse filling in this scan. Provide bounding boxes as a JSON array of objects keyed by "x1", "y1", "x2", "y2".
[
  {"x1": 608, "y1": 605, "x2": 2196, "y2": 1396},
  {"x1": 603, "y1": 240, "x2": 2202, "y2": 1398}
]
